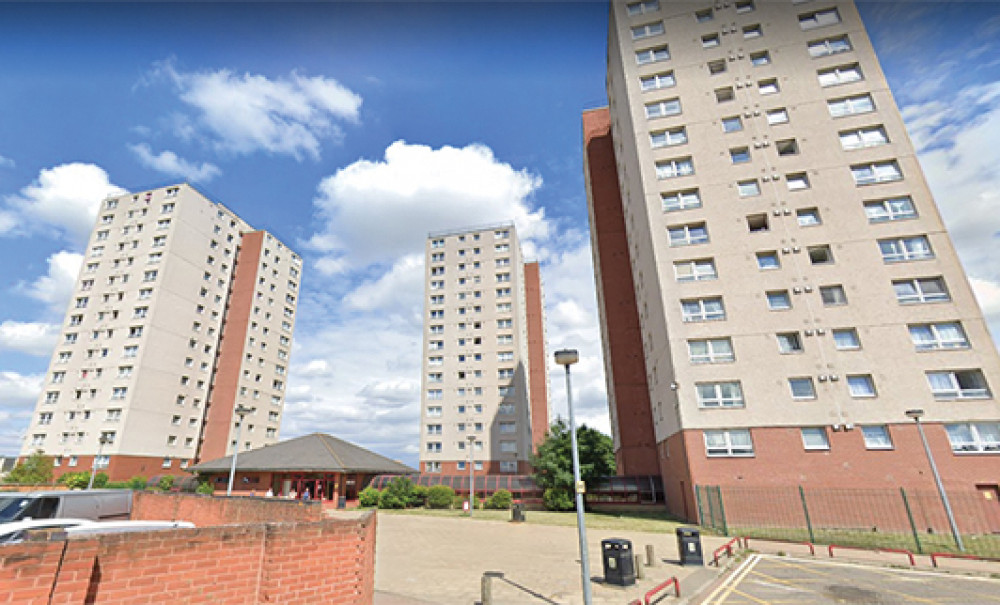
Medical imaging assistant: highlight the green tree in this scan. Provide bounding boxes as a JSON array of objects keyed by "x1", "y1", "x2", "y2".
[
  {"x1": 157, "y1": 476, "x2": 175, "y2": 491},
  {"x1": 58, "y1": 471, "x2": 90, "y2": 490},
  {"x1": 3, "y1": 451, "x2": 53, "y2": 485},
  {"x1": 486, "y1": 488, "x2": 513, "y2": 510},
  {"x1": 126, "y1": 475, "x2": 148, "y2": 491},
  {"x1": 426, "y1": 485, "x2": 455, "y2": 509},
  {"x1": 531, "y1": 419, "x2": 616, "y2": 511},
  {"x1": 195, "y1": 481, "x2": 215, "y2": 495},
  {"x1": 358, "y1": 487, "x2": 381, "y2": 507},
  {"x1": 378, "y1": 477, "x2": 415, "y2": 509}
]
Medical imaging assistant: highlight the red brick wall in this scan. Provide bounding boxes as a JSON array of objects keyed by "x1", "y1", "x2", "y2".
[
  {"x1": 1, "y1": 495, "x2": 375, "y2": 605},
  {"x1": 132, "y1": 491, "x2": 323, "y2": 525},
  {"x1": 523, "y1": 261, "x2": 549, "y2": 455}
]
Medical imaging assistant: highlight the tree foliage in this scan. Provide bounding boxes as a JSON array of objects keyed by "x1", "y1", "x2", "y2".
[
  {"x1": 531, "y1": 419, "x2": 616, "y2": 511},
  {"x1": 378, "y1": 477, "x2": 415, "y2": 509},
  {"x1": 485, "y1": 488, "x2": 513, "y2": 510},
  {"x1": 58, "y1": 471, "x2": 108, "y2": 490},
  {"x1": 426, "y1": 485, "x2": 454, "y2": 509},
  {"x1": 4, "y1": 451, "x2": 53, "y2": 485},
  {"x1": 358, "y1": 486, "x2": 381, "y2": 507}
]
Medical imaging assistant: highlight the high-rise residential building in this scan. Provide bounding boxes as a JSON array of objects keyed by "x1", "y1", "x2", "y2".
[
  {"x1": 20, "y1": 184, "x2": 300, "y2": 480},
  {"x1": 587, "y1": 0, "x2": 1000, "y2": 520},
  {"x1": 419, "y1": 223, "x2": 548, "y2": 475}
]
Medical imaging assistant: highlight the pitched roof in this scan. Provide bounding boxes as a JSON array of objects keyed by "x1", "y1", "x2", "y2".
[{"x1": 189, "y1": 433, "x2": 415, "y2": 475}]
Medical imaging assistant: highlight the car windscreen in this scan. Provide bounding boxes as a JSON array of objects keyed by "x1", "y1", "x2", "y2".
[{"x1": 0, "y1": 497, "x2": 33, "y2": 522}]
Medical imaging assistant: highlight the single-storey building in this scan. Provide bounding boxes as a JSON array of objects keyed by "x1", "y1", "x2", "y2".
[{"x1": 190, "y1": 432, "x2": 414, "y2": 503}]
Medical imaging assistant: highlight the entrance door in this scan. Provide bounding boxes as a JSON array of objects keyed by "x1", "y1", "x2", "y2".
[{"x1": 976, "y1": 485, "x2": 1000, "y2": 533}]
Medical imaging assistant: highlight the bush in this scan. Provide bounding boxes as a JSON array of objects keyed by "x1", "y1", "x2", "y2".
[
  {"x1": 157, "y1": 476, "x2": 175, "y2": 491},
  {"x1": 378, "y1": 488, "x2": 407, "y2": 509},
  {"x1": 378, "y1": 477, "x2": 415, "y2": 509},
  {"x1": 106, "y1": 481, "x2": 130, "y2": 489},
  {"x1": 4, "y1": 451, "x2": 53, "y2": 485},
  {"x1": 127, "y1": 475, "x2": 147, "y2": 491},
  {"x1": 358, "y1": 487, "x2": 381, "y2": 508},
  {"x1": 544, "y1": 487, "x2": 575, "y2": 511},
  {"x1": 486, "y1": 489, "x2": 513, "y2": 510},
  {"x1": 196, "y1": 481, "x2": 215, "y2": 495},
  {"x1": 410, "y1": 485, "x2": 428, "y2": 507},
  {"x1": 58, "y1": 471, "x2": 91, "y2": 490},
  {"x1": 426, "y1": 485, "x2": 455, "y2": 509}
]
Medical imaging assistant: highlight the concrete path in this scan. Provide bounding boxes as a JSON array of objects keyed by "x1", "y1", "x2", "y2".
[{"x1": 370, "y1": 512, "x2": 729, "y2": 605}]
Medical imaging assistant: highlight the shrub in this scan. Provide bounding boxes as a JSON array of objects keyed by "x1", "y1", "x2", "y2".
[
  {"x1": 106, "y1": 481, "x2": 130, "y2": 489},
  {"x1": 195, "y1": 481, "x2": 214, "y2": 495},
  {"x1": 379, "y1": 477, "x2": 415, "y2": 509},
  {"x1": 426, "y1": 485, "x2": 455, "y2": 509},
  {"x1": 127, "y1": 475, "x2": 147, "y2": 491},
  {"x1": 378, "y1": 488, "x2": 407, "y2": 509},
  {"x1": 157, "y1": 476, "x2": 175, "y2": 492},
  {"x1": 4, "y1": 451, "x2": 53, "y2": 485},
  {"x1": 58, "y1": 471, "x2": 91, "y2": 490},
  {"x1": 486, "y1": 489, "x2": 513, "y2": 510},
  {"x1": 358, "y1": 487, "x2": 381, "y2": 508},
  {"x1": 544, "y1": 487, "x2": 574, "y2": 511},
  {"x1": 410, "y1": 485, "x2": 429, "y2": 507},
  {"x1": 93, "y1": 472, "x2": 109, "y2": 488}
]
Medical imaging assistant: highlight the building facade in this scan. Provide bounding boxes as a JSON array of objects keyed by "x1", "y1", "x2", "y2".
[
  {"x1": 20, "y1": 184, "x2": 300, "y2": 480},
  {"x1": 419, "y1": 223, "x2": 547, "y2": 475},
  {"x1": 588, "y1": 0, "x2": 1000, "y2": 520}
]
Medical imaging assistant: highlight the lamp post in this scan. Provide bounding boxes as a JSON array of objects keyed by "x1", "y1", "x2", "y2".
[
  {"x1": 226, "y1": 404, "x2": 255, "y2": 496},
  {"x1": 86, "y1": 434, "x2": 111, "y2": 490},
  {"x1": 906, "y1": 409, "x2": 964, "y2": 551},
  {"x1": 468, "y1": 434, "x2": 476, "y2": 516},
  {"x1": 555, "y1": 348, "x2": 592, "y2": 605}
]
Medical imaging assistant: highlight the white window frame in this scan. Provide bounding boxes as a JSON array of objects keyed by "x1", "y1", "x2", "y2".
[
  {"x1": 651, "y1": 127, "x2": 688, "y2": 149},
  {"x1": 777, "y1": 332, "x2": 804, "y2": 354},
  {"x1": 801, "y1": 427, "x2": 830, "y2": 450},
  {"x1": 704, "y1": 429, "x2": 754, "y2": 457},
  {"x1": 681, "y1": 297, "x2": 725, "y2": 322},
  {"x1": 662, "y1": 188, "x2": 700, "y2": 211},
  {"x1": 766, "y1": 108, "x2": 789, "y2": 125},
  {"x1": 668, "y1": 223, "x2": 708, "y2": 247},
  {"x1": 673, "y1": 258, "x2": 717, "y2": 282},
  {"x1": 861, "y1": 426, "x2": 893, "y2": 450},
  {"x1": 865, "y1": 196, "x2": 916, "y2": 222},
  {"x1": 631, "y1": 21, "x2": 665, "y2": 40},
  {"x1": 641, "y1": 71, "x2": 676, "y2": 91},
  {"x1": 789, "y1": 378, "x2": 816, "y2": 399},
  {"x1": 847, "y1": 374, "x2": 876, "y2": 398},
  {"x1": 766, "y1": 290, "x2": 792, "y2": 310},
  {"x1": 799, "y1": 7, "x2": 841, "y2": 30},
  {"x1": 808, "y1": 34, "x2": 852, "y2": 58},
  {"x1": 880, "y1": 236, "x2": 933, "y2": 263},
  {"x1": 828, "y1": 94, "x2": 875, "y2": 117},
  {"x1": 893, "y1": 277, "x2": 949, "y2": 304},
  {"x1": 832, "y1": 328, "x2": 860, "y2": 350},
  {"x1": 636, "y1": 45, "x2": 670, "y2": 65},
  {"x1": 820, "y1": 285, "x2": 848, "y2": 306},
  {"x1": 627, "y1": 0, "x2": 659, "y2": 16},
  {"x1": 737, "y1": 180, "x2": 761, "y2": 197},
  {"x1": 687, "y1": 338, "x2": 734, "y2": 364},
  {"x1": 909, "y1": 322, "x2": 969, "y2": 351},
  {"x1": 818, "y1": 63, "x2": 863, "y2": 87},
  {"x1": 945, "y1": 422, "x2": 1000, "y2": 453},
  {"x1": 852, "y1": 161, "x2": 902, "y2": 185},
  {"x1": 645, "y1": 98, "x2": 682, "y2": 119},
  {"x1": 927, "y1": 370, "x2": 990, "y2": 400},
  {"x1": 840, "y1": 125, "x2": 889, "y2": 150},
  {"x1": 696, "y1": 382, "x2": 744, "y2": 408}
]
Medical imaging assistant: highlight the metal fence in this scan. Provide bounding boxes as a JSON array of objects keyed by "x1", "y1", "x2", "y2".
[{"x1": 695, "y1": 485, "x2": 1000, "y2": 558}]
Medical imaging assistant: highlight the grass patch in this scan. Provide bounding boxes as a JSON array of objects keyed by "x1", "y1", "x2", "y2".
[
  {"x1": 380, "y1": 507, "x2": 687, "y2": 532},
  {"x1": 730, "y1": 526, "x2": 1000, "y2": 558}
]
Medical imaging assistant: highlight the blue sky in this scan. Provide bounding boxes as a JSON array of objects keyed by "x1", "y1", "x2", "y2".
[{"x1": 1, "y1": 2, "x2": 999, "y2": 468}]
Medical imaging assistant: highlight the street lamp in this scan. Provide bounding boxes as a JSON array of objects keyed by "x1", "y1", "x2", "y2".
[
  {"x1": 468, "y1": 434, "x2": 477, "y2": 516},
  {"x1": 226, "y1": 404, "x2": 255, "y2": 496},
  {"x1": 87, "y1": 434, "x2": 112, "y2": 490},
  {"x1": 906, "y1": 409, "x2": 964, "y2": 551},
  {"x1": 554, "y1": 348, "x2": 592, "y2": 605}
]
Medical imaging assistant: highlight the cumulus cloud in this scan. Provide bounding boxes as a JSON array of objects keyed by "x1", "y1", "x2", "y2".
[
  {"x1": 0, "y1": 371, "x2": 43, "y2": 454},
  {"x1": 0, "y1": 163, "x2": 124, "y2": 244},
  {"x1": 17, "y1": 250, "x2": 83, "y2": 314},
  {"x1": 308, "y1": 140, "x2": 545, "y2": 272},
  {"x1": 0, "y1": 321, "x2": 59, "y2": 356},
  {"x1": 343, "y1": 254, "x2": 425, "y2": 312},
  {"x1": 149, "y1": 60, "x2": 362, "y2": 160},
  {"x1": 0, "y1": 154, "x2": 14, "y2": 168},
  {"x1": 129, "y1": 143, "x2": 221, "y2": 182}
]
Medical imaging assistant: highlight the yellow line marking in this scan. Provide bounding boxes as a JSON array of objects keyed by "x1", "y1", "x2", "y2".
[
  {"x1": 702, "y1": 554, "x2": 761, "y2": 604},
  {"x1": 731, "y1": 588, "x2": 772, "y2": 605}
]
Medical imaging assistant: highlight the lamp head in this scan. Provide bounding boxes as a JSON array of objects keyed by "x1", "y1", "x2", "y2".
[
  {"x1": 235, "y1": 404, "x2": 255, "y2": 417},
  {"x1": 905, "y1": 409, "x2": 924, "y2": 420},
  {"x1": 554, "y1": 349, "x2": 579, "y2": 366}
]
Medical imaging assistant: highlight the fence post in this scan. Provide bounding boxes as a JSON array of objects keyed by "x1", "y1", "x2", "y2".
[
  {"x1": 900, "y1": 487, "x2": 923, "y2": 554},
  {"x1": 706, "y1": 485, "x2": 717, "y2": 531},
  {"x1": 696, "y1": 485, "x2": 705, "y2": 527},
  {"x1": 716, "y1": 486, "x2": 729, "y2": 536},
  {"x1": 481, "y1": 571, "x2": 504, "y2": 605},
  {"x1": 798, "y1": 486, "x2": 815, "y2": 544}
]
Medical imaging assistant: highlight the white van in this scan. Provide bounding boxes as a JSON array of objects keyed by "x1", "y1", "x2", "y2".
[
  {"x1": 0, "y1": 519, "x2": 194, "y2": 545},
  {"x1": 0, "y1": 490, "x2": 132, "y2": 523}
]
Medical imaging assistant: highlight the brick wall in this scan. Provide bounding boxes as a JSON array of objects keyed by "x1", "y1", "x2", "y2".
[
  {"x1": 1, "y1": 495, "x2": 375, "y2": 605},
  {"x1": 131, "y1": 491, "x2": 323, "y2": 525}
]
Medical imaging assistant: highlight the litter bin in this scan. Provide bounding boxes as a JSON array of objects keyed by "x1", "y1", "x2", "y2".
[
  {"x1": 338, "y1": 496, "x2": 347, "y2": 509},
  {"x1": 676, "y1": 527, "x2": 703, "y2": 566},
  {"x1": 601, "y1": 538, "x2": 636, "y2": 586},
  {"x1": 511, "y1": 502, "x2": 525, "y2": 522}
]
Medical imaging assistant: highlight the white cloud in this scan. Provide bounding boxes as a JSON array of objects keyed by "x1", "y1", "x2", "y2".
[
  {"x1": 0, "y1": 371, "x2": 43, "y2": 454},
  {"x1": 343, "y1": 254, "x2": 424, "y2": 312},
  {"x1": 17, "y1": 250, "x2": 83, "y2": 314},
  {"x1": 0, "y1": 154, "x2": 14, "y2": 168},
  {"x1": 151, "y1": 61, "x2": 362, "y2": 160},
  {"x1": 0, "y1": 321, "x2": 59, "y2": 356},
  {"x1": 0, "y1": 163, "x2": 124, "y2": 244},
  {"x1": 308, "y1": 140, "x2": 545, "y2": 271},
  {"x1": 129, "y1": 143, "x2": 221, "y2": 182}
]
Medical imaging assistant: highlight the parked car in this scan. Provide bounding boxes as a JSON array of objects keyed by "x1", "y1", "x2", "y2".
[
  {"x1": 64, "y1": 520, "x2": 194, "y2": 537},
  {"x1": 0, "y1": 490, "x2": 132, "y2": 523},
  {"x1": 0, "y1": 519, "x2": 195, "y2": 545},
  {"x1": 0, "y1": 518, "x2": 91, "y2": 545}
]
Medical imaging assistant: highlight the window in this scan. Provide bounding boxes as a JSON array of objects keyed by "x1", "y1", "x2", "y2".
[
  {"x1": 847, "y1": 375, "x2": 876, "y2": 398},
  {"x1": 697, "y1": 382, "x2": 744, "y2": 408},
  {"x1": 801, "y1": 428, "x2": 830, "y2": 450},
  {"x1": 820, "y1": 285, "x2": 848, "y2": 306},
  {"x1": 627, "y1": 0, "x2": 659, "y2": 15},
  {"x1": 758, "y1": 78, "x2": 779, "y2": 95},
  {"x1": 808, "y1": 34, "x2": 852, "y2": 57},
  {"x1": 853, "y1": 161, "x2": 902, "y2": 186},
  {"x1": 778, "y1": 332, "x2": 804, "y2": 354},
  {"x1": 688, "y1": 338, "x2": 734, "y2": 364},
  {"x1": 650, "y1": 127, "x2": 688, "y2": 148},
  {"x1": 828, "y1": 94, "x2": 875, "y2": 117},
  {"x1": 880, "y1": 236, "x2": 933, "y2": 264},
  {"x1": 858, "y1": 426, "x2": 893, "y2": 450},
  {"x1": 52, "y1": 371, "x2": 66, "y2": 383},
  {"x1": 799, "y1": 7, "x2": 840, "y2": 30},
  {"x1": 668, "y1": 222, "x2": 708, "y2": 246},
  {"x1": 730, "y1": 147, "x2": 751, "y2": 164},
  {"x1": 832, "y1": 328, "x2": 860, "y2": 350},
  {"x1": 786, "y1": 173, "x2": 810, "y2": 190},
  {"x1": 632, "y1": 21, "x2": 664, "y2": 40},
  {"x1": 682, "y1": 297, "x2": 726, "y2": 322},
  {"x1": 894, "y1": 277, "x2": 949, "y2": 304},
  {"x1": 818, "y1": 63, "x2": 863, "y2": 87},
  {"x1": 945, "y1": 423, "x2": 1000, "y2": 453},
  {"x1": 865, "y1": 196, "x2": 916, "y2": 222},
  {"x1": 840, "y1": 126, "x2": 889, "y2": 150},
  {"x1": 695, "y1": 8, "x2": 713, "y2": 22},
  {"x1": 766, "y1": 290, "x2": 792, "y2": 311},
  {"x1": 641, "y1": 71, "x2": 676, "y2": 91},
  {"x1": 776, "y1": 139, "x2": 799, "y2": 156},
  {"x1": 722, "y1": 116, "x2": 742, "y2": 132},
  {"x1": 766, "y1": 108, "x2": 789, "y2": 125},
  {"x1": 747, "y1": 214, "x2": 769, "y2": 232},
  {"x1": 808, "y1": 245, "x2": 833, "y2": 264},
  {"x1": 674, "y1": 258, "x2": 717, "y2": 282},
  {"x1": 909, "y1": 322, "x2": 969, "y2": 350},
  {"x1": 656, "y1": 157, "x2": 694, "y2": 179},
  {"x1": 425, "y1": 442, "x2": 442, "y2": 453},
  {"x1": 426, "y1": 405, "x2": 443, "y2": 417},
  {"x1": 705, "y1": 429, "x2": 753, "y2": 457},
  {"x1": 793, "y1": 208, "x2": 821, "y2": 227},
  {"x1": 499, "y1": 421, "x2": 516, "y2": 434},
  {"x1": 709, "y1": 59, "x2": 727, "y2": 75},
  {"x1": 636, "y1": 45, "x2": 670, "y2": 65},
  {"x1": 662, "y1": 189, "x2": 700, "y2": 211},
  {"x1": 789, "y1": 378, "x2": 816, "y2": 399},
  {"x1": 427, "y1": 388, "x2": 444, "y2": 400},
  {"x1": 756, "y1": 251, "x2": 780, "y2": 270},
  {"x1": 743, "y1": 23, "x2": 762, "y2": 38},
  {"x1": 645, "y1": 98, "x2": 682, "y2": 118},
  {"x1": 702, "y1": 33, "x2": 720, "y2": 48},
  {"x1": 749, "y1": 51, "x2": 770, "y2": 66},
  {"x1": 927, "y1": 370, "x2": 990, "y2": 399},
  {"x1": 715, "y1": 87, "x2": 735, "y2": 103},
  {"x1": 735, "y1": 0, "x2": 754, "y2": 13},
  {"x1": 737, "y1": 180, "x2": 761, "y2": 197}
]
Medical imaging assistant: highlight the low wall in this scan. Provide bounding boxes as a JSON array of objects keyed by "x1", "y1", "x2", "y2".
[
  {"x1": 1, "y1": 494, "x2": 375, "y2": 605},
  {"x1": 131, "y1": 491, "x2": 323, "y2": 525}
]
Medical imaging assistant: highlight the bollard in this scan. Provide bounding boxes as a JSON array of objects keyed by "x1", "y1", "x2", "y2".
[
  {"x1": 646, "y1": 544, "x2": 656, "y2": 566},
  {"x1": 481, "y1": 571, "x2": 504, "y2": 605},
  {"x1": 635, "y1": 555, "x2": 646, "y2": 580}
]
